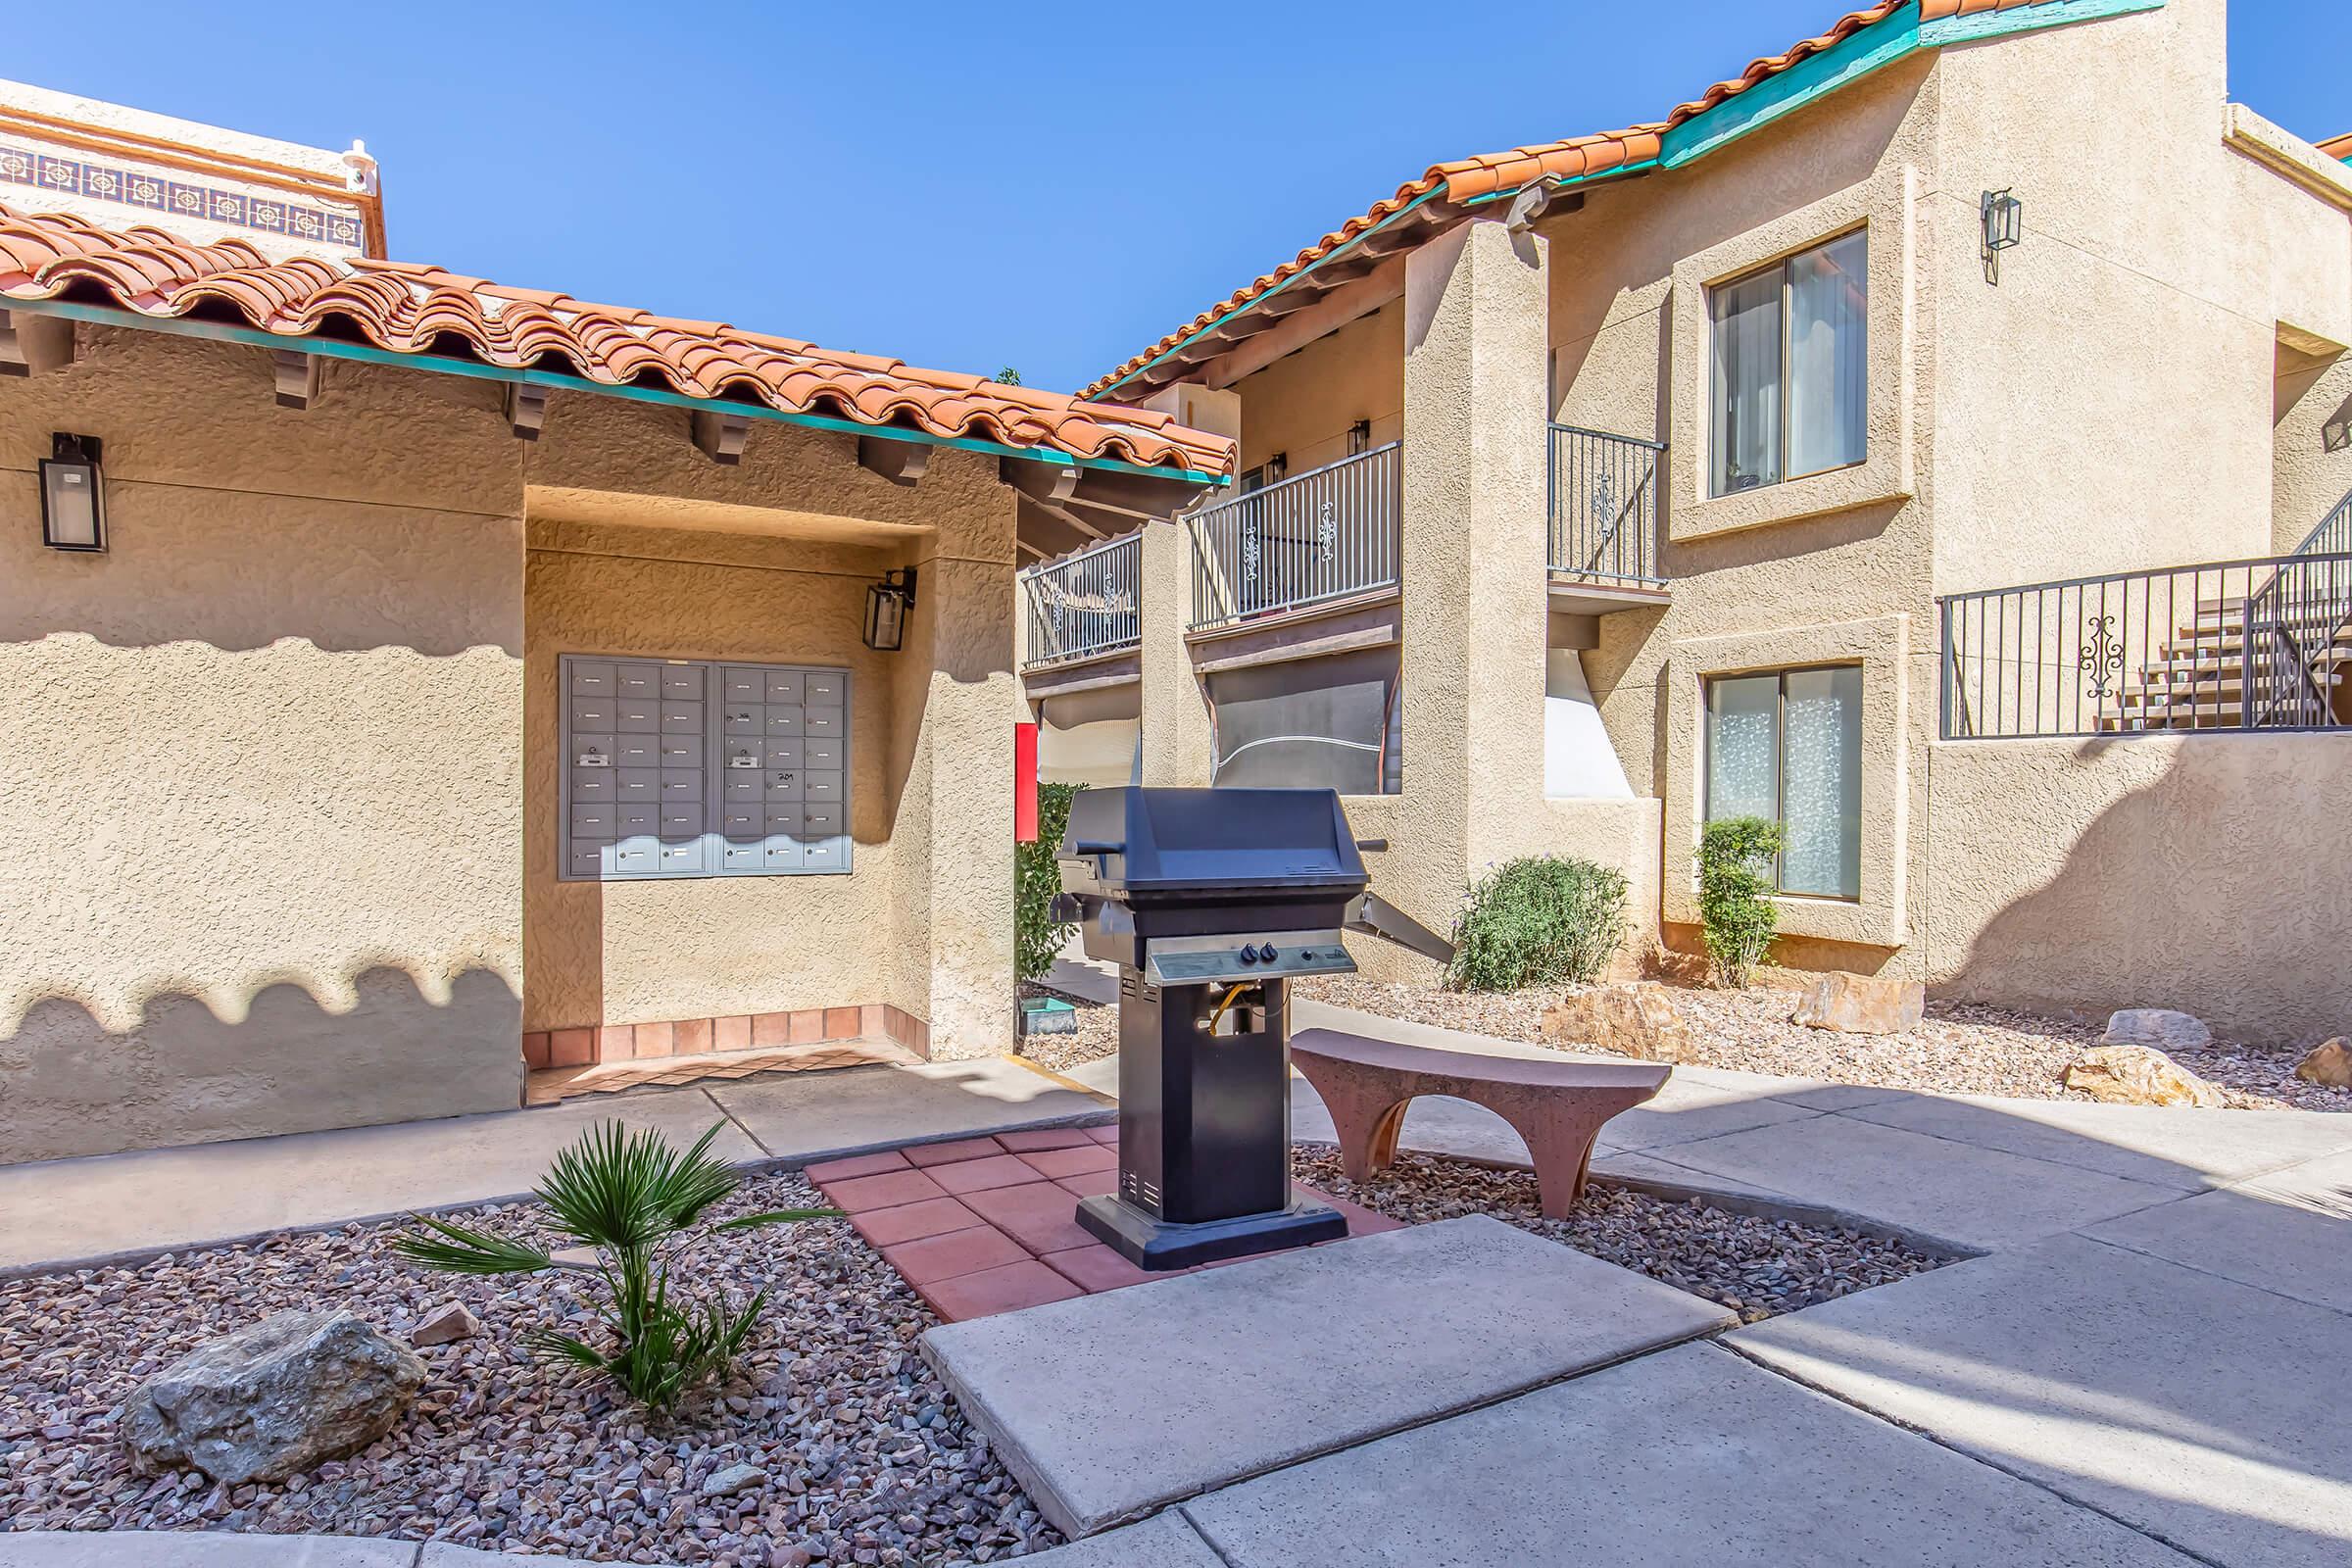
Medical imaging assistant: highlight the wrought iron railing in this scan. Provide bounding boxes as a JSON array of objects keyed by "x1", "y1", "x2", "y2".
[
  {"x1": 1188, "y1": 442, "x2": 1401, "y2": 632},
  {"x1": 1018, "y1": 531, "x2": 1141, "y2": 670},
  {"x1": 1547, "y1": 424, "x2": 1665, "y2": 584},
  {"x1": 1939, "y1": 551, "x2": 2352, "y2": 739}
]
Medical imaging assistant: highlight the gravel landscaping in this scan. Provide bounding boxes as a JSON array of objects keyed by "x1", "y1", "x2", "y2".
[
  {"x1": 1295, "y1": 976, "x2": 2352, "y2": 1113},
  {"x1": 0, "y1": 1172, "x2": 1060, "y2": 1565},
  {"x1": 1012, "y1": 984, "x2": 1116, "y2": 1077},
  {"x1": 1291, "y1": 1146, "x2": 1943, "y2": 1325}
]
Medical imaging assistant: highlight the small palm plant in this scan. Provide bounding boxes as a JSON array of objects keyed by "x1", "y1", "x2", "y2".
[{"x1": 392, "y1": 1120, "x2": 836, "y2": 1410}]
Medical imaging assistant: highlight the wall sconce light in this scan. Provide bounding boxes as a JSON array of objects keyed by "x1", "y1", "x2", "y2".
[
  {"x1": 1347, "y1": 419, "x2": 1373, "y2": 457},
  {"x1": 863, "y1": 566, "x2": 918, "y2": 652},
  {"x1": 39, "y1": 432, "x2": 106, "y2": 552},
  {"x1": 1981, "y1": 188, "x2": 2023, "y2": 285}
]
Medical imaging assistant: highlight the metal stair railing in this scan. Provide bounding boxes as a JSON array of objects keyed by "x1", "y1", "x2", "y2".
[{"x1": 2243, "y1": 488, "x2": 2352, "y2": 728}]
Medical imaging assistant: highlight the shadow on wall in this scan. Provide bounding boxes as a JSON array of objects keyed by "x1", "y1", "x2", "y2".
[
  {"x1": 1936, "y1": 735, "x2": 2352, "y2": 1047},
  {"x1": 0, "y1": 966, "x2": 522, "y2": 1165}
]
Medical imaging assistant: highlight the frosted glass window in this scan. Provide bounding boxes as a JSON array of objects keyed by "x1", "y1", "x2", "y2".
[
  {"x1": 1708, "y1": 230, "x2": 1868, "y2": 497},
  {"x1": 1704, "y1": 666, "x2": 1863, "y2": 902}
]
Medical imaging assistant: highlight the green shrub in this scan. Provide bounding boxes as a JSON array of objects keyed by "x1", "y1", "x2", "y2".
[
  {"x1": 1696, "y1": 815, "x2": 1786, "y2": 989},
  {"x1": 1446, "y1": 855, "x2": 1629, "y2": 992},
  {"x1": 392, "y1": 1121, "x2": 835, "y2": 1409},
  {"x1": 1015, "y1": 781, "x2": 1084, "y2": 984}
]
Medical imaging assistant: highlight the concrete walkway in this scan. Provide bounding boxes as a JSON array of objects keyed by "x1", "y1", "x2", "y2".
[{"x1": 0, "y1": 1055, "x2": 1104, "y2": 1274}]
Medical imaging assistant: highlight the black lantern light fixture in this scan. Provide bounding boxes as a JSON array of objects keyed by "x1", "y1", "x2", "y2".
[
  {"x1": 863, "y1": 565, "x2": 917, "y2": 652},
  {"x1": 38, "y1": 432, "x2": 106, "y2": 552},
  {"x1": 1981, "y1": 188, "x2": 2024, "y2": 285}
]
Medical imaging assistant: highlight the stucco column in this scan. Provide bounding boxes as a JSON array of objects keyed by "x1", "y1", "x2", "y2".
[
  {"x1": 1137, "y1": 517, "x2": 1215, "y2": 787},
  {"x1": 1391, "y1": 218, "x2": 1554, "y2": 954},
  {"x1": 891, "y1": 549, "x2": 1017, "y2": 1060}
]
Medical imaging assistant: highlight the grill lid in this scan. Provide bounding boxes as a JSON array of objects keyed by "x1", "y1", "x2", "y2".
[{"x1": 1057, "y1": 787, "x2": 1368, "y2": 900}]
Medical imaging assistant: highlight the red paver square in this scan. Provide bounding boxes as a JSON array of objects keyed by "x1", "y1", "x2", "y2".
[
  {"x1": 851, "y1": 1197, "x2": 983, "y2": 1248},
  {"x1": 904, "y1": 1136, "x2": 1008, "y2": 1168},
  {"x1": 920, "y1": 1259, "x2": 1085, "y2": 1322},
  {"x1": 1298, "y1": 1183, "x2": 1406, "y2": 1237},
  {"x1": 997, "y1": 1126, "x2": 1097, "y2": 1153},
  {"x1": 927, "y1": 1154, "x2": 1041, "y2": 1196},
  {"x1": 883, "y1": 1224, "x2": 1030, "y2": 1286},
  {"x1": 805, "y1": 1149, "x2": 910, "y2": 1184},
  {"x1": 822, "y1": 1168, "x2": 948, "y2": 1212},
  {"x1": 1055, "y1": 1171, "x2": 1118, "y2": 1200},
  {"x1": 1040, "y1": 1243, "x2": 1157, "y2": 1294},
  {"x1": 963, "y1": 1180, "x2": 1098, "y2": 1253},
  {"x1": 1087, "y1": 1123, "x2": 1121, "y2": 1145},
  {"x1": 1018, "y1": 1144, "x2": 1117, "y2": 1180}
]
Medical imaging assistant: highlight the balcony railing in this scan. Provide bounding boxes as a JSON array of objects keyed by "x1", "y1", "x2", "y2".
[
  {"x1": 1548, "y1": 424, "x2": 1665, "y2": 585},
  {"x1": 1939, "y1": 550, "x2": 2352, "y2": 739},
  {"x1": 1019, "y1": 531, "x2": 1141, "y2": 671},
  {"x1": 1188, "y1": 442, "x2": 1401, "y2": 632}
]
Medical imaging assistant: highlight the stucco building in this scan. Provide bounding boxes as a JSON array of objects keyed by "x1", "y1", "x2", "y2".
[
  {"x1": 1022, "y1": 0, "x2": 2352, "y2": 1044},
  {"x1": 0, "y1": 90, "x2": 1232, "y2": 1162}
]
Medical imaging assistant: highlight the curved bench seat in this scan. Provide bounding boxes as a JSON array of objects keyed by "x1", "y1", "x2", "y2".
[{"x1": 1289, "y1": 1027, "x2": 1670, "y2": 1217}]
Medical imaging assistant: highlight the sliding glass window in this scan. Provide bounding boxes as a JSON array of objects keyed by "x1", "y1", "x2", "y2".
[
  {"x1": 1703, "y1": 665, "x2": 1863, "y2": 901},
  {"x1": 1708, "y1": 230, "x2": 1868, "y2": 497}
]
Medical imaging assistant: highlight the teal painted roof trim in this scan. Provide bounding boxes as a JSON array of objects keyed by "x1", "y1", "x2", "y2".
[
  {"x1": 11, "y1": 297, "x2": 1228, "y2": 484},
  {"x1": 1663, "y1": 0, "x2": 2165, "y2": 172}
]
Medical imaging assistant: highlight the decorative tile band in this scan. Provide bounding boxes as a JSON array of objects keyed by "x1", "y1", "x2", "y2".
[
  {"x1": 0, "y1": 142, "x2": 365, "y2": 248},
  {"x1": 525, "y1": 1003, "x2": 930, "y2": 1071}
]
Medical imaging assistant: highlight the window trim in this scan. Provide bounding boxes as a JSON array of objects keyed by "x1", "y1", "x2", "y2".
[
  {"x1": 1702, "y1": 661, "x2": 1864, "y2": 904},
  {"x1": 1706, "y1": 226, "x2": 1870, "y2": 500}
]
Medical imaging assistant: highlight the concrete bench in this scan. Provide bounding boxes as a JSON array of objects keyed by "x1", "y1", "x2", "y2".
[{"x1": 1288, "y1": 1028, "x2": 1671, "y2": 1217}]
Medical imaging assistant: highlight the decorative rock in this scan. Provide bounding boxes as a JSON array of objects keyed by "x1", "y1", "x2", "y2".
[
  {"x1": 703, "y1": 1460, "x2": 769, "y2": 1497},
  {"x1": 2063, "y1": 1045, "x2": 2224, "y2": 1108},
  {"x1": 2293, "y1": 1038, "x2": 2352, "y2": 1088},
  {"x1": 410, "y1": 1300, "x2": 481, "y2": 1348},
  {"x1": 1788, "y1": 972, "x2": 1925, "y2": 1035},
  {"x1": 1541, "y1": 983, "x2": 1695, "y2": 1063},
  {"x1": 2098, "y1": 1008, "x2": 2213, "y2": 1053},
  {"x1": 122, "y1": 1309, "x2": 425, "y2": 1483}
]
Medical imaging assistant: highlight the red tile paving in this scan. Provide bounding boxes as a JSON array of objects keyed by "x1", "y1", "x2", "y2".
[{"x1": 810, "y1": 1126, "x2": 1411, "y2": 1324}]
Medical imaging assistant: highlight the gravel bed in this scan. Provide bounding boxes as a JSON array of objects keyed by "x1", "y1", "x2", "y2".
[
  {"x1": 1012, "y1": 984, "x2": 1116, "y2": 1076},
  {"x1": 1294, "y1": 976, "x2": 2350, "y2": 1113},
  {"x1": 0, "y1": 1172, "x2": 1059, "y2": 1565},
  {"x1": 1292, "y1": 1147, "x2": 1941, "y2": 1325}
]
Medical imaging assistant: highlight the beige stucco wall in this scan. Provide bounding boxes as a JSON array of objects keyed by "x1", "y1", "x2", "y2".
[
  {"x1": 522, "y1": 394, "x2": 1018, "y2": 1060},
  {"x1": 1924, "y1": 734, "x2": 2352, "y2": 1044},
  {"x1": 1230, "y1": 302, "x2": 1404, "y2": 476},
  {"x1": 2276, "y1": 349, "x2": 2352, "y2": 549},
  {"x1": 0, "y1": 329, "x2": 525, "y2": 1162}
]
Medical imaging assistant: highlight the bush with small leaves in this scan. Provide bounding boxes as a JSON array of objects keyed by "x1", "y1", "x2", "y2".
[
  {"x1": 1697, "y1": 815, "x2": 1785, "y2": 990},
  {"x1": 1015, "y1": 781, "x2": 1084, "y2": 984},
  {"x1": 1447, "y1": 855, "x2": 1630, "y2": 993},
  {"x1": 392, "y1": 1121, "x2": 835, "y2": 1410}
]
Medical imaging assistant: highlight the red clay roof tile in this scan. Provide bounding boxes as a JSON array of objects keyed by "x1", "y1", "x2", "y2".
[
  {"x1": 1084, "y1": 0, "x2": 2087, "y2": 400},
  {"x1": 2320, "y1": 132, "x2": 2352, "y2": 163},
  {"x1": 0, "y1": 201, "x2": 1234, "y2": 478}
]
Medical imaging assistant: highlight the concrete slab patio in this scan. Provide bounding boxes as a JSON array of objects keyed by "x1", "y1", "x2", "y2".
[
  {"x1": 919, "y1": 1215, "x2": 1735, "y2": 1537},
  {"x1": 1151, "y1": 1343, "x2": 2197, "y2": 1568}
]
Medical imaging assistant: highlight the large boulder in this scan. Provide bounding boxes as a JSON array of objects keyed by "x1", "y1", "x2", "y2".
[
  {"x1": 2099, "y1": 1008, "x2": 2213, "y2": 1053},
  {"x1": 123, "y1": 1310, "x2": 424, "y2": 1483},
  {"x1": 1789, "y1": 972, "x2": 1924, "y2": 1036},
  {"x1": 2063, "y1": 1045, "x2": 2224, "y2": 1108},
  {"x1": 1541, "y1": 982, "x2": 1696, "y2": 1063},
  {"x1": 2294, "y1": 1038, "x2": 2352, "y2": 1089}
]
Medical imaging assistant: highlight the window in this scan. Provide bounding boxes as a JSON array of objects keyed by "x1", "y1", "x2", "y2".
[
  {"x1": 562, "y1": 655, "x2": 852, "y2": 880},
  {"x1": 1240, "y1": 453, "x2": 1289, "y2": 493},
  {"x1": 1703, "y1": 666, "x2": 1861, "y2": 900},
  {"x1": 1709, "y1": 230, "x2": 1868, "y2": 497}
]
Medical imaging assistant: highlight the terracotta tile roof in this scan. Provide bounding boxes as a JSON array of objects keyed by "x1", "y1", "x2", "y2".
[
  {"x1": 0, "y1": 201, "x2": 1235, "y2": 478},
  {"x1": 2321, "y1": 132, "x2": 2352, "y2": 163},
  {"x1": 1083, "y1": 0, "x2": 2083, "y2": 401}
]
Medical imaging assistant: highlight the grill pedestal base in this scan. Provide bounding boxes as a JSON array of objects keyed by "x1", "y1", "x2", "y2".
[{"x1": 1076, "y1": 1192, "x2": 1347, "y2": 1271}]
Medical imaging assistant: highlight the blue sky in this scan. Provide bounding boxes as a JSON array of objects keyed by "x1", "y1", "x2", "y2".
[{"x1": 7, "y1": 1, "x2": 2345, "y2": 394}]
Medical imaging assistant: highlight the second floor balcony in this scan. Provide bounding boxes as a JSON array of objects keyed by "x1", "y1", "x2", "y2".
[
  {"x1": 1019, "y1": 531, "x2": 1141, "y2": 671},
  {"x1": 1548, "y1": 423, "x2": 1666, "y2": 602},
  {"x1": 1187, "y1": 442, "x2": 1401, "y2": 633}
]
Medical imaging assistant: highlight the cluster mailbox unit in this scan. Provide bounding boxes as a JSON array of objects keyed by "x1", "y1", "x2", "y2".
[{"x1": 1054, "y1": 785, "x2": 1374, "y2": 1269}]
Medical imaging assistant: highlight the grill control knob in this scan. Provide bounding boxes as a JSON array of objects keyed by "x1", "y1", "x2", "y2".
[
  {"x1": 1238, "y1": 947, "x2": 1258, "y2": 965},
  {"x1": 1255, "y1": 944, "x2": 1279, "y2": 962}
]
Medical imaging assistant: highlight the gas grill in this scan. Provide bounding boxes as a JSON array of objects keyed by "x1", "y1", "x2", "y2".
[{"x1": 1054, "y1": 786, "x2": 1372, "y2": 1270}]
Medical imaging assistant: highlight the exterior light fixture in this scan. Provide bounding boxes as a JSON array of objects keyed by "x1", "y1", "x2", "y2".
[
  {"x1": 1981, "y1": 189, "x2": 2023, "y2": 284},
  {"x1": 863, "y1": 566, "x2": 918, "y2": 652},
  {"x1": 38, "y1": 432, "x2": 105, "y2": 552}
]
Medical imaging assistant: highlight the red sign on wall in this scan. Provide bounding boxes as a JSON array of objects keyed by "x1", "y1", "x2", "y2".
[{"x1": 1014, "y1": 721, "x2": 1039, "y2": 843}]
